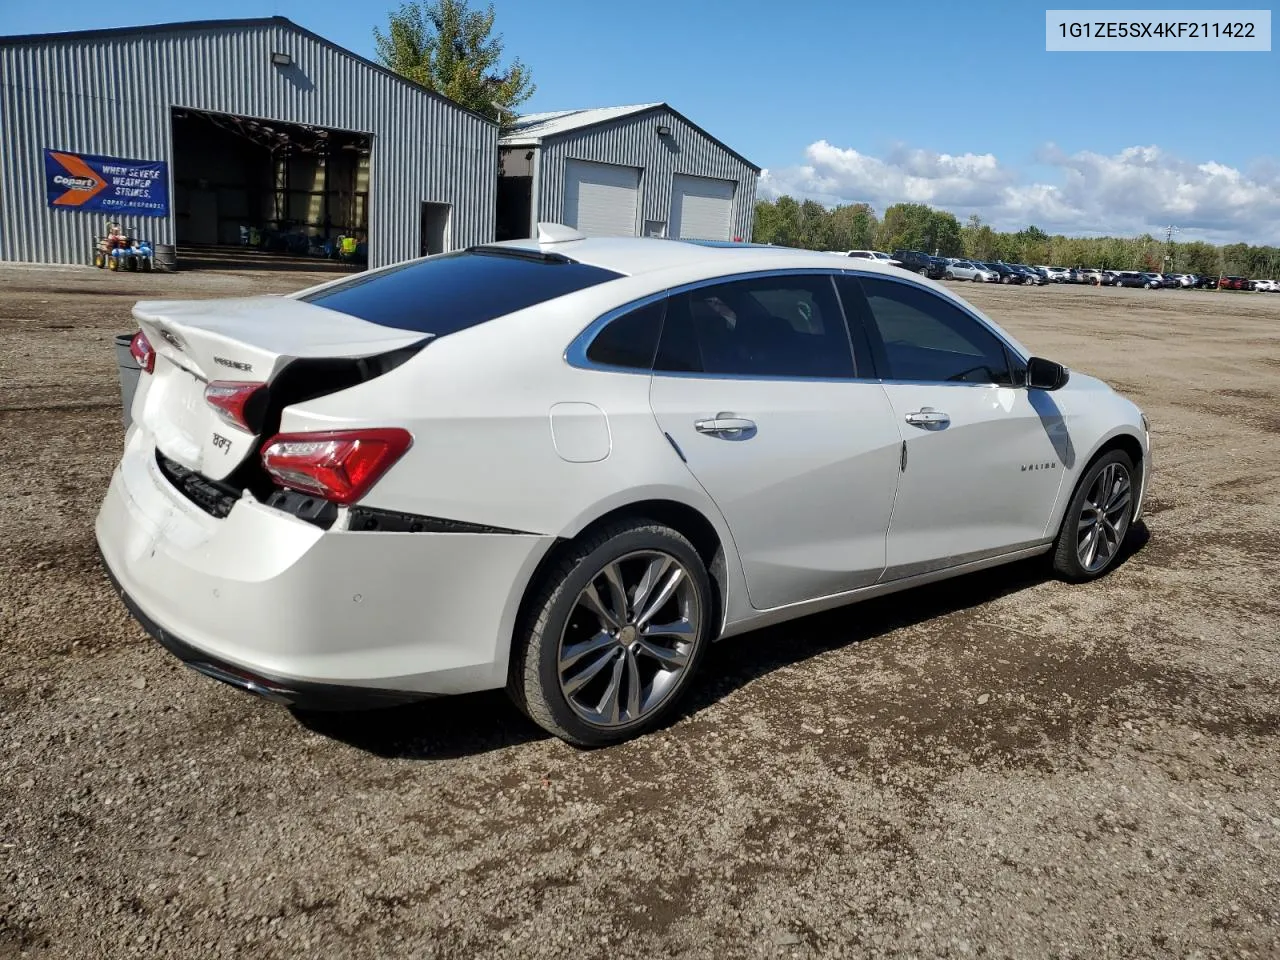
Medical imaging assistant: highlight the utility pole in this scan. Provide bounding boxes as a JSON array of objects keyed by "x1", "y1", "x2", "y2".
[{"x1": 1164, "y1": 224, "x2": 1180, "y2": 273}]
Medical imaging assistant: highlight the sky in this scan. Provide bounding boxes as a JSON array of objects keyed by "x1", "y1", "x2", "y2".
[{"x1": 5, "y1": 0, "x2": 1278, "y2": 243}]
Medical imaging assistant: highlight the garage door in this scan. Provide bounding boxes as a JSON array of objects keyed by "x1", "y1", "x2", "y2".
[
  {"x1": 563, "y1": 159, "x2": 641, "y2": 237},
  {"x1": 671, "y1": 174, "x2": 735, "y2": 241}
]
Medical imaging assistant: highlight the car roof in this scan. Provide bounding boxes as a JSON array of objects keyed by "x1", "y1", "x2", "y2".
[{"x1": 475, "y1": 235, "x2": 914, "y2": 279}]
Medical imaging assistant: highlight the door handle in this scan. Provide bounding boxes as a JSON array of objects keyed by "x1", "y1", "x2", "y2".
[
  {"x1": 694, "y1": 416, "x2": 756, "y2": 438},
  {"x1": 904, "y1": 408, "x2": 950, "y2": 430}
]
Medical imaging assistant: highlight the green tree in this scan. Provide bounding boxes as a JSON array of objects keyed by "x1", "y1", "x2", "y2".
[
  {"x1": 374, "y1": 0, "x2": 534, "y2": 125},
  {"x1": 1178, "y1": 241, "x2": 1220, "y2": 276},
  {"x1": 926, "y1": 209, "x2": 964, "y2": 257}
]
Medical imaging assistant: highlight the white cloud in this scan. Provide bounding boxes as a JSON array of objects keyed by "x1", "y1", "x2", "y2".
[{"x1": 759, "y1": 140, "x2": 1280, "y2": 243}]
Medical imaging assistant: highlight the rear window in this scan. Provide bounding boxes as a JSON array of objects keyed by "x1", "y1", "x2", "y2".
[{"x1": 300, "y1": 249, "x2": 623, "y2": 335}]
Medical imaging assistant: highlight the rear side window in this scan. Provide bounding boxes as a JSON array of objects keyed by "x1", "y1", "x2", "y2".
[
  {"x1": 585, "y1": 300, "x2": 665, "y2": 370},
  {"x1": 654, "y1": 274, "x2": 857, "y2": 379},
  {"x1": 300, "y1": 250, "x2": 622, "y2": 335}
]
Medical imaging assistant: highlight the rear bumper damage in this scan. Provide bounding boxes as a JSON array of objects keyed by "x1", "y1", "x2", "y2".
[{"x1": 95, "y1": 430, "x2": 556, "y2": 704}]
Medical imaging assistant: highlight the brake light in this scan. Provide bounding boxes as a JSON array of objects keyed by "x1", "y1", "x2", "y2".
[
  {"x1": 204, "y1": 381, "x2": 266, "y2": 432},
  {"x1": 130, "y1": 331, "x2": 155, "y2": 373},
  {"x1": 260, "y1": 428, "x2": 412, "y2": 505}
]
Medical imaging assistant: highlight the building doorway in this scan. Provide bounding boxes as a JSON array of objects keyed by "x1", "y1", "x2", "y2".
[{"x1": 420, "y1": 202, "x2": 451, "y2": 257}]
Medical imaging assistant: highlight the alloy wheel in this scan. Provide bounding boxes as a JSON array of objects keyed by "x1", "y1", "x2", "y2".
[
  {"x1": 1076, "y1": 462, "x2": 1132, "y2": 573},
  {"x1": 557, "y1": 550, "x2": 701, "y2": 728}
]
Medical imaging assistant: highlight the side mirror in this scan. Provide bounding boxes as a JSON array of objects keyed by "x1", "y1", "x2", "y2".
[{"x1": 1025, "y1": 357, "x2": 1069, "y2": 391}]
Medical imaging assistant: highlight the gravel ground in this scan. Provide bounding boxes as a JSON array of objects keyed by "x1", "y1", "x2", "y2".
[{"x1": 1, "y1": 265, "x2": 1277, "y2": 959}]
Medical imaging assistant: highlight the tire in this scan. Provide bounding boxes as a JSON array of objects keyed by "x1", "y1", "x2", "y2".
[
  {"x1": 945, "y1": 271, "x2": 954, "y2": 281},
  {"x1": 917, "y1": 267, "x2": 929, "y2": 276},
  {"x1": 508, "y1": 520, "x2": 715, "y2": 747},
  {"x1": 1051, "y1": 449, "x2": 1136, "y2": 582},
  {"x1": 1002, "y1": 275, "x2": 1012, "y2": 284}
]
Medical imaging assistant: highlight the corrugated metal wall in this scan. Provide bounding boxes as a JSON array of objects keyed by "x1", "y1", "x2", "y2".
[
  {"x1": 535, "y1": 107, "x2": 757, "y2": 241},
  {"x1": 0, "y1": 21, "x2": 497, "y2": 267}
]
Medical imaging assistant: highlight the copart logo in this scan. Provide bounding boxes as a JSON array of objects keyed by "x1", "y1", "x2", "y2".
[{"x1": 51, "y1": 174, "x2": 97, "y2": 191}]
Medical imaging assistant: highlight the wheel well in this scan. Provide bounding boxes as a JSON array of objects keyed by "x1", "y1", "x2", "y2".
[
  {"x1": 1061, "y1": 432, "x2": 1145, "y2": 528},
  {"x1": 513, "y1": 500, "x2": 729, "y2": 657},
  {"x1": 1093, "y1": 433, "x2": 1144, "y2": 482}
]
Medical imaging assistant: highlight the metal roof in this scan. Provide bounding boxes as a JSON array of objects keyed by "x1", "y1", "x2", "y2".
[
  {"x1": 502, "y1": 103, "x2": 663, "y2": 142},
  {"x1": 500, "y1": 102, "x2": 760, "y2": 172},
  {"x1": 0, "y1": 16, "x2": 496, "y2": 126}
]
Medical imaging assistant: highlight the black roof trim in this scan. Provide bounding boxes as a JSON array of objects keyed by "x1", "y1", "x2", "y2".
[
  {"x1": 508, "y1": 103, "x2": 761, "y2": 173},
  {"x1": 465, "y1": 245, "x2": 576, "y2": 264},
  {"x1": 0, "y1": 16, "x2": 496, "y2": 127}
]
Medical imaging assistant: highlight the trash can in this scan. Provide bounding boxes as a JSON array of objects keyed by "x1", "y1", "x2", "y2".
[
  {"x1": 153, "y1": 243, "x2": 177, "y2": 273},
  {"x1": 114, "y1": 333, "x2": 140, "y2": 428}
]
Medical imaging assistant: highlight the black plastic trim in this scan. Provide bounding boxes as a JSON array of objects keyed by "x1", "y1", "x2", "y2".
[
  {"x1": 346, "y1": 506, "x2": 535, "y2": 535},
  {"x1": 464, "y1": 245, "x2": 574, "y2": 264},
  {"x1": 155, "y1": 451, "x2": 239, "y2": 519},
  {"x1": 99, "y1": 552, "x2": 431, "y2": 712}
]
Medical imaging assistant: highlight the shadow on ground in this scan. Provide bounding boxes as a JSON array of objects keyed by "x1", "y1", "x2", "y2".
[{"x1": 295, "y1": 524, "x2": 1151, "y2": 760}]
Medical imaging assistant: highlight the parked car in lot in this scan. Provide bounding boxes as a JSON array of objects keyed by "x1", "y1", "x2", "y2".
[
  {"x1": 945, "y1": 260, "x2": 998, "y2": 282},
  {"x1": 844, "y1": 250, "x2": 903, "y2": 267},
  {"x1": 893, "y1": 250, "x2": 948, "y2": 279},
  {"x1": 1159, "y1": 274, "x2": 1183, "y2": 289},
  {"x1": 1219, "y1": 276, "x2": 1249, "y2": 290},
  {"x1": 1112, "y1": 271, "x2": 1147, "y2": 288},
  {"x1": 1011, "y1": 264, "x2": 1047, "y2": 285},
  {"x1": 985, "y1": 262, "x2": 1025, "y2": 284},
  {"x1": 1170, "y1": 274, "x2": 1196, "y2": 288},
  {"x1": 1194, "y1": 275, "x2": 1219, "y2": 289},
  {"x1": 96, "y1": 228, "x2": 1151, "y2": 745},
  {"x1": 1253, "y1": 279, "x2": 1280, "y2": 292},
  {"x1": 1038, "y1": 266, "x2": 1070, "y2": 282},
  {"x1": 1077, "y1": 268, "x2": 1102, "y2": 285}
]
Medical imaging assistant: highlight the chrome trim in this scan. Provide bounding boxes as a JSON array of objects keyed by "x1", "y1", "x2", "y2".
[
  {"x1": 718, "y1": 542, "x2": 1055, "y2": 639},
  {"x1": 562, "y1": 266, "x2": 1030, "y2": 388},
  {"x1": 878, "y1": 539, "x2": 1051, "y2": 583}
]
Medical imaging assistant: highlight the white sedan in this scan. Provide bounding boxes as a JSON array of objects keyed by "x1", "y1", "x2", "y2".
[{"x1": 97, "y1": 226, "x2": 1151, "y2": 746}]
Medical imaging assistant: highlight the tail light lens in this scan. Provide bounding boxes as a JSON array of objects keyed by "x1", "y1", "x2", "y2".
[
  {"x1": 130, "y1": 331, "x2": 155, "y2": 373},
  {"x1": 204, "y1": 381, "x2": 266, "y2": 432},
  {"x1": 260, "y1": 428, "x2": 412, "y2": 505}
]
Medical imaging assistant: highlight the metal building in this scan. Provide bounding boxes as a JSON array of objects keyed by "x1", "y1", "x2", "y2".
[
  {"x1": 0, "y1": 17, "x2": 497, "y2": 268},
  {"x1": 497, "y1": 103, "x2": 759, "y2": 243}
]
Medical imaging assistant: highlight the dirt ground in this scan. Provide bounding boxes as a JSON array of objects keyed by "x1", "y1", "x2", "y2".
[{"x1": 1, "y1": 264, "x2": 1277, "y2": 960}]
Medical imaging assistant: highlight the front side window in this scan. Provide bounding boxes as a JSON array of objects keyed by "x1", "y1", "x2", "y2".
[
  {"x1": 654, "y1": 274, "x2": 856, "y2": 379},
  {"x1": 854, "y1": 277, "x2": 1015, "y2": 385}
]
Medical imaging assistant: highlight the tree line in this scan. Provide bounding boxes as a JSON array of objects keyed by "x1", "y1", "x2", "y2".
[{"x1": 753, "y1": 196, "x2": 1280, "y2": 278}]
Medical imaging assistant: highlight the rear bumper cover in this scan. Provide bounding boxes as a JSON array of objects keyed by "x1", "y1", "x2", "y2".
[
  {"x1": 95, "y1": 430, "x2": 557, "y2": 703},
  {"x1": 101, "y1": 555, "x2": 427, "y2": 711}
]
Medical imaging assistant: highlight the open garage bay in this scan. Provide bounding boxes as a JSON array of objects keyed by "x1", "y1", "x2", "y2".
[{"x1": 1, "y1": 268, "x2": 1277, "y2": 958}]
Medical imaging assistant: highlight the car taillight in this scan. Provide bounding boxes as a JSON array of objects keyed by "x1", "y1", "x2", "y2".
[
  {"x1": 130, "y1": 331, "x2": 155, "y2": 373},
  {"x1": 204, "y1": 381, "x2": 266, "y2": 432},
  {"x1": 260, "y1": 428, "x2": 412, "y2": 505}
]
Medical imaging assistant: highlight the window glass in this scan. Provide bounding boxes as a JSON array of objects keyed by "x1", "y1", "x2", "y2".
[
  {"x1": 654, "y1": 275, "x2": 855, "y2": 378},
  {"x1": 300, "y1": 250, "x2": 622, "y2": 335},
  {"x1": 856, "y1": 277, "x2": 1015, "y2": 385},
  {"x1": 585, "y1": 300, "x2": 665, "y2": 370}
]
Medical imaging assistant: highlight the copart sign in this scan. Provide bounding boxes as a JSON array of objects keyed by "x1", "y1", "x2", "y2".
[{"x1": 44, "y1": 149, "x2": 169, "y2": 216}]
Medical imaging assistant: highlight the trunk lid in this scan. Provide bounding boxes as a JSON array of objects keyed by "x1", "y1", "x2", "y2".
[{"x1": 132, "y1": 295, "x2": 427, "y2": 481}]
